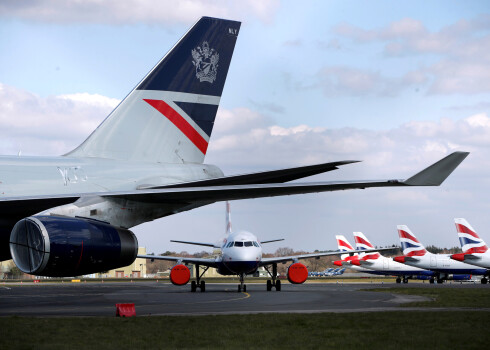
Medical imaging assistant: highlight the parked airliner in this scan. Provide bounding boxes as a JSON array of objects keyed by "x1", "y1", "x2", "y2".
[
  {"x1": 451, "y1": 218, "x2": 490, "y2": 283},
  {"x1": 139, "y1": 202, "x2": 388, "y2": 292},
  {"x1": 394, "y1": 225, "x2": 488, "y2": 283},
  {"x1": 334, "y1": 234, "x2": 432, "y2": 282},
  {"x1": 3, "y1": 17, "x2": 469, "y2": 278},
  {"x1": 350, "y1": 232, "x2": 433, "y2": 283}
]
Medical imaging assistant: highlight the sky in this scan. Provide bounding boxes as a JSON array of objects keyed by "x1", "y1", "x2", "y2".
[{"x1": 1, "y1": 0, "x2": 490, "y2": 254}]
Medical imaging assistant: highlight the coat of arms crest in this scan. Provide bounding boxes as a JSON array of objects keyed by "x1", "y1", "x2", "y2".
[{"x1": 191, "y1": 41, "x2": 219, "y2": 83}]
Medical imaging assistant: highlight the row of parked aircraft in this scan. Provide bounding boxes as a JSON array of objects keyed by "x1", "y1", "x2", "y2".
[
  {"x1": 334, "y1": 219, "x2": 490, "y2": 284},
  {"x1": 308, "y1": 268, "x2": 346, "y2": 277}
]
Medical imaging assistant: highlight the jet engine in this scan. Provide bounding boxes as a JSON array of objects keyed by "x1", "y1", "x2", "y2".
[
  {"x1": 287, "y1": 262, "x2": 308, "y2": 284},
  {"x1": 450, "y1": 274, "x2": 472, "y2": 281},
  {"x1": 9, "y1": 215, "x2": 137, "y2": 277},
  {"x1": 169, "y1": 264, "x2": 191, "y2": 285}
]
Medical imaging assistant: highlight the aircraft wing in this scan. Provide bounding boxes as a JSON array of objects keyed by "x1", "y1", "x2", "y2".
[
  {"x1": 137, "y1": 254, "x2": 219, "y2": 268},
  {"x1": 138, "y1": 160, "x2": 359, "y2": 189},
  {"x1": 0, "y1": 151, "x2": 468, "y2": 219},
  {"x1": 102, "y1": 151, "x2": 469, "y2": 203},
  {"x1": 259, "y1": 247, "x2": 396, "y2": 266}
]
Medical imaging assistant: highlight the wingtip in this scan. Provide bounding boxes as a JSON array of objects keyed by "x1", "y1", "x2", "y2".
[{"x1": 403, "y1": 151, "x2": 469, "y2": 186}]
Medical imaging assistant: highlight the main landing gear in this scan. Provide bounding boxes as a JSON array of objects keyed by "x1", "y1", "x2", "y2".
[
  {"x1": 481, "y1": 277, "x2": 488, "y2": 284},
  {"x1": 264, "y1": 263, "x2": 281, "y2": 291},
  {"x1": 395, "y1": 277, "x2": 409, "y2": 284},
  {"x1": 191, "y1": 264, "x2": 209, "y2": 293}
]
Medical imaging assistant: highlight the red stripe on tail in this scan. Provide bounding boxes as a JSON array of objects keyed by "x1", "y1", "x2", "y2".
[{"x1": 144, "y1": 99, "x2": 208, "y2": 154}]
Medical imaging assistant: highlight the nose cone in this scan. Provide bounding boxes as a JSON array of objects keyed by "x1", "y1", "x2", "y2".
[
  {"x1": 451, "y1": 253, "x2": 465, "y2": 262},
  {"x1": 333, "y1": 260, "x2": 343, "y2": 267},
  {"x1": 393, "y1": 256, "x2": 406, "y2": 263},
  {"x1": 223, "y1": 247, "x2": 261, "y2": 274}
]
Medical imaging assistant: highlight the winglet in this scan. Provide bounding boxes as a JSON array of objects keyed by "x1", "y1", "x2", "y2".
[{"x1": 403, "y1": 152, "x2": 469, "y2": 186}]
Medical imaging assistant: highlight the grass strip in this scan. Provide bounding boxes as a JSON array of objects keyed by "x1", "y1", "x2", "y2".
[
  {"x1": 1, "y1": 311, "x2": 489, "y2": 350},
  {"x1": 366, "y1": 287, "x2": 490, "y2": 308}
]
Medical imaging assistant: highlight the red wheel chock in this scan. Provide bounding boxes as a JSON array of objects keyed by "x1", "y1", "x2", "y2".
[{"x1": 115, "y1": 303, "x2": 136, "y2": 317}]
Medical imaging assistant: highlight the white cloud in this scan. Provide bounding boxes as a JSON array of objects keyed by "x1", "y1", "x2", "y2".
[
  {"x1": 331, "y1": 15, "x2": 490, "y2": 95},
  {"x1": 0, "y1": 83, "x2": 117, "y2": 155},
  {"x1": 0, "y1": 0, "x2": 280, "y2": 25}
]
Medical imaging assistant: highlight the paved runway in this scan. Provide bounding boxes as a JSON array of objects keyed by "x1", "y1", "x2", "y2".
[{"x1": 0, "y1": 281, "x2": 486, "y2": 317}]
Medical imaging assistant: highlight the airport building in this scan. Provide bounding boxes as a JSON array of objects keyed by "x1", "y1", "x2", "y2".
[{"x1": 101, "y1": 247, "x2": 147, "y2": 278}]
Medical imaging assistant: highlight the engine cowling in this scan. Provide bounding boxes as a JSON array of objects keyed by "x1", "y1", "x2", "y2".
[
  {"x1": 287, "y1": 262, "x2": 308, "y2": 284},
  {"x1": 170, "y1": 264, "x2": 191, "y2": 285},
  {"x1": 9, "y1": 215, "x2": 138, "y2": 277},
  {"x1": 450, "y1": 274, "x2": 472, "y2": 281}
]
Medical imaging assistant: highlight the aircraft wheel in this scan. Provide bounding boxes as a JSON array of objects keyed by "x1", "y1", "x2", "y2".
[
  {"x1": 200, "y1": 281, "x2": 206, "y2": 292},
  {"x1": 238, "y1": 285, "x2": 242, "y2": 292},
  {"x1": 191, "y1": 281, "x2": 197, "y2": 292},
  {"x1": 396, "y1": 277, "x2": 401, "y2": 284},
  {"x1": 429, "y1": 278, "x2": 435, "y2": 284},
  {"x1": 481, "y1": 277, "x2": 488, "y2": 284},
  {"x1": 403, "y1": 277, "x2": 408, "y2": 284},
  {"x1": 267, "y1": 280, "x2": 272, "y2": 291},
  {"x1": 275, "y1": 280, "x2": 281, "y2": 291},
  {"x1": 243, "y1": 285, "x2": 246, "y2": 292},
  {"x1": 437, "y1": 279, "x2": 444, "y2": 284}
]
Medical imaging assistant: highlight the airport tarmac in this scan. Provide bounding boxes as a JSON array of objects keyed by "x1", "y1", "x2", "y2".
[{"x1": 0, "y1": 281, "x2": 486, "y2": 317}]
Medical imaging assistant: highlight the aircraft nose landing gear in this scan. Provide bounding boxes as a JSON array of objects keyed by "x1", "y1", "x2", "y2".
[{"x1": 238, "y1": 273, "x2": 247, "y2": 292}]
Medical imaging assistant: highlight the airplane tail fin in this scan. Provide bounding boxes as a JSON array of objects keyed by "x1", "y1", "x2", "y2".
[
  {"x1": 397, "y1": 225, "x2": 427, "y2": 257},
  {"x1": 353, "y1": 232, "x2": 380, "y2": 260},
  {"x1": 454, "y1": 218, "x2": 488, "y2": 254},
  {"x1": 335, "y1": 235, "x2": 357, "y2": 262},
  {"x1": 225, "y1": 201, "x2": 232, "y2": 235},
  {"x1": 67, "y1": 17, "x2": 241, "y2": 164}
]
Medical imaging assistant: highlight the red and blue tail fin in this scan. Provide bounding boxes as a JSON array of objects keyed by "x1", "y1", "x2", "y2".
[
  {"x1": 68, "y1": 17, "x2": 240, "y2": 163},
  {"x1": 353, "y1": 232, "x2": 380, "y2": 260},
  {"x1": 335, "y1": 235, "x2": 359, "y2": 265},
  {"x1": 454, "y1": 218, "x2": 488, "y2": 254},
  {"x1": 397, "y1": 225, "x2": 427, "y2": 257}
]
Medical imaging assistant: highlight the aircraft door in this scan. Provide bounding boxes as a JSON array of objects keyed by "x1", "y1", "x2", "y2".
[
  {"x1": 430, "y1": 255, "x2": 437, "y2": 268},
  {"x1": 383, "y1": 258, "x2": 389, "y2": 270}
]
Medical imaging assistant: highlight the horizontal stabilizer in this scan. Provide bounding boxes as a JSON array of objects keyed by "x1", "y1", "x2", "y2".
[
  {"x1": 404, "y1": 152, "x2": 469, "y2": 186},
  {"x1": 261, "y1": 239, "x2": 285, "y2": 244},
  {"x1": 170, "y1": 240, "x2": 220, "y2": 248}
]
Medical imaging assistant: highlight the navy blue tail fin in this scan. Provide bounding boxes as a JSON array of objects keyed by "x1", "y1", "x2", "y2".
[
  {"x1": 137, "y1": 17, "x2": 240, "y2": 97},
  {"x1": 67, "y1": 17, "x2": 240, "y2": 163}
]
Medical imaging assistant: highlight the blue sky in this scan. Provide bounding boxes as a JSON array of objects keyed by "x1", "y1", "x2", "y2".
[{"x1": 1, "y1": 1, "x2": 490, "y2": 254}]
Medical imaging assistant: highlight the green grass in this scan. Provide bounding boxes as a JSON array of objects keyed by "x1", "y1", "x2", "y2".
[
  {"x1": 1, "y1": 312, "x2": 489, "y2": 349},
  {"x1": 367, "y1": 287, "x2": 490, "y2": 308}
]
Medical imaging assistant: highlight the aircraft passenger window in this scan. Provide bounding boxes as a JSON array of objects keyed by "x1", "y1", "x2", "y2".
[
  {"x1": 234, "y1": 241, "x2": 243, "y2": 247},
  {"x1": 244, "y1": 241, "x2": 253, "y2": 247}
]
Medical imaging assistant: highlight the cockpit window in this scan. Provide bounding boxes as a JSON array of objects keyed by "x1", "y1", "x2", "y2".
[
  {"x1": 234, "y1": 241, "x2": 244, "y2": 247},
  {"x1": 253, "y1": 241, "x2": 259, "y2": 247},
  {"x1": 226, "y1": 242, "x2": 233, "y2": 248},
  {"x1": 244, "y1": 241, "x2": 253, "y2": 247}
]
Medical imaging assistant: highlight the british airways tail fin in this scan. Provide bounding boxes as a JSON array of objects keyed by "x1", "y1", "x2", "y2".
[
  {"x1": 397, "y1": 225, "x2": 427, "y2": 257},
  {"x1": 67, "y1": 17, "x2": 240, "y2": 163},
  {"x1": 353, "y1": 232, "x2": 380, "y2": 260},
  {"x1": 335, "y1": 235, "x2": 357, "y2": 262},
  {"x1": 454, "y1": 218, "x2": 488, "y2": 254}
]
